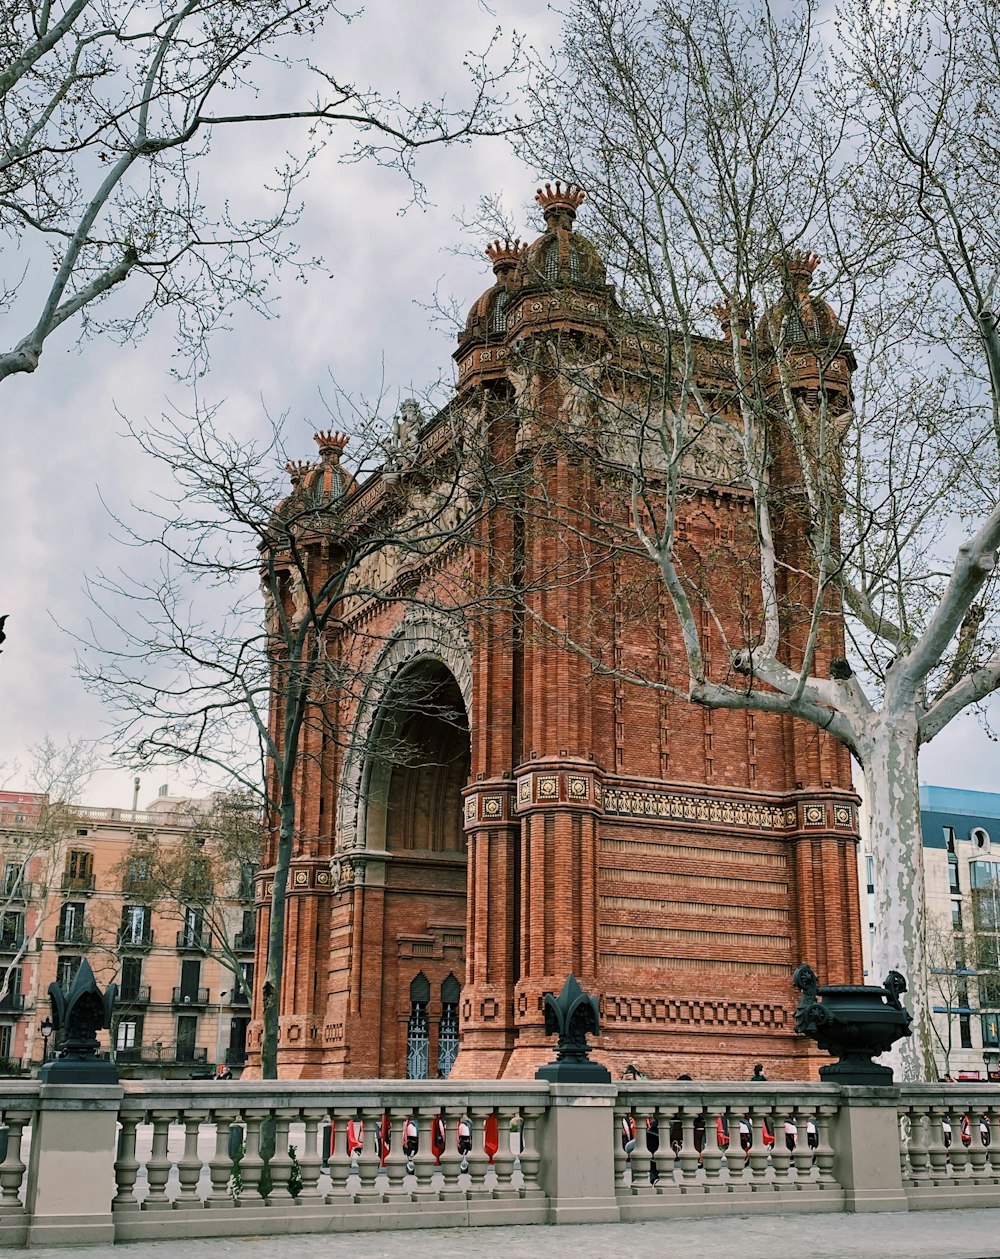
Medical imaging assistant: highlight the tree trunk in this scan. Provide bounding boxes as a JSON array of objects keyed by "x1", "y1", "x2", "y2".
[
  {"x1": 864, "y1": 713, "x2": 937, "y2": 1082},
  {"x1": 260, "y1": 795, "x2": 295, "y2": 1080}
]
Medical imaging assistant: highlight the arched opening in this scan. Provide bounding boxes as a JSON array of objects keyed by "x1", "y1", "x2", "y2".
[
  {"x1": 362, "y1": 656, "x2": 472, "y2": 1075},
  {"x1": 364, "y1": 656, "x2": 471, "y2": 853}
]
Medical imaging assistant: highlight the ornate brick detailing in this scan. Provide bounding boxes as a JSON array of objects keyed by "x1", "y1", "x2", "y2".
[
  {"x1": 604, "y1": 785, "x2": 796, "y2": 830},
  {"x1": 599, "y1": 954, "x2": 790, "y2": 978},
  {"x1": 463, "y1": 783, "x2": 516, "y2": 827},
  {"x1": 599, "y1": 923, "x2": 790, "y2": 951},
  {"x1": 602, "y1": 993, "x2": 788, "y2": 1030},
  {"x1": 396, "y1": 925, "x2": 464, "y2": 960},
  {"x1": 601, "y1": 837, "x2": 787, "y2": 868},
  {"x1": 514, "y1": 768, "x2": 603, "y2": 811},
  {"x1": 601, "y1": 866, "x2": 789, "y2": 896},
  {"x1": 600, "y1": 894, "x2": 789, "y2": 924}
]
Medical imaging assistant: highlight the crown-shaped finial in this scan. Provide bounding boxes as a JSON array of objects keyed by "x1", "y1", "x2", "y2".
[
  {"x1": 535, "y1": 180, "x2": 586, "y2": 221},
  {"x1": 314, "y1": 430, "x2": 349, "y2": 461},
  {"x1": 777, "y1": 250, "x2": 821, "y2": 287},
  {"x1": 285, "y1": 459, "x2": 314, "y2": 486},
  {"x1": 485, "y1": 238, "x2": 525, "y2": 274}
]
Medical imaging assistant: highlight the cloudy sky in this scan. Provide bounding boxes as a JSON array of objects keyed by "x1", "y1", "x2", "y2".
[{"x1": 1, "y1": 0, "x2": 994, "y2": 808}]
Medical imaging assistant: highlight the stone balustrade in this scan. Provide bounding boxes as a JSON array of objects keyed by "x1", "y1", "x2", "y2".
[{"x1": 1, "y1": 1078, "x2": 1000, "y2": 1245}]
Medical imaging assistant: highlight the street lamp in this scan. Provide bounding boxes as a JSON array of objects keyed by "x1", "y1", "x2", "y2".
[
  {"x1": 39, "y1": 1017, "x2": 52, "y2": 1062},
  {"x1": 215, "y1": 990, "x2": 229, "y2": 1075},
  {"x1": 983, "y1": 1047, "x2": 1000, "y2": 1082}
]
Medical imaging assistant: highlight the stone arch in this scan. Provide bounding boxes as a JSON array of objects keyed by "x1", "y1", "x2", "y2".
[{"x1": 335, "y1": 612, "x2": 473, "y2": 857}]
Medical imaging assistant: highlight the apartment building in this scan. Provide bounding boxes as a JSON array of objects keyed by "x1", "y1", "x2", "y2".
[
  {"x1": 0, "y1": 786, "x2": 257, "y2": 1075},
  {"x1": 860, "y1": 783, "x2": 1000, "y2": 1082}
]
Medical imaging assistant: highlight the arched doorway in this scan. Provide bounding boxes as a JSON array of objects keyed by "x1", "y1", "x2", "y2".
[{"x1": 363, "y1": 657, "x2": 471, "y2": 1075}]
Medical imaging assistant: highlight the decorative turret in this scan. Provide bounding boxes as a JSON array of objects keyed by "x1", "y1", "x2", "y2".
[{"x1": 485, "y1": 238, "x2": 525, "y2": 277}]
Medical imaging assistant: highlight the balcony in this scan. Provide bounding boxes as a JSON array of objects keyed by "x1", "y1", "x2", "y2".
[
  {"x1": 117, "y1": 928, "x2": 155, "y2": 952},
  {"x1": 118, "y1": 985, "x2": 151, "y2": 1007},
  {"x1": 0, "y1": 991, "x2": 25, "y2": 1012},
  {"x1": 0, "y1": 934, "x2": 25, "y2": 954},
  {"x1": 172, "y1": 986, "x2": 209, "y2": 1007},
  {"x1": 2, "y1": 881, "x2": 34, "y2": 902},
  {"x1": 60, "y1": 872, "x2": 95, "y2": 894},
  {"x1": 229, "y1": 988, "x2": 251, "y2": 1006},
  {"x1": 121, "y1": 875, "x2": 154, "y2": 897},
  {"x1": 175, "y1": 930, "x2": 209, "y2": 952},
  {"x1": 55, "y1": 923, "x2": 93, "y2": 947},
  {"x1": 233, "y1": 930, "x2": 256, "y2": 952},
  {"x1": 224, "y1": 1046, "x2": 248, "y2": 1065},
  {"x1": 115, "y1": 1043, "x2": 208, "y2": 1065}
]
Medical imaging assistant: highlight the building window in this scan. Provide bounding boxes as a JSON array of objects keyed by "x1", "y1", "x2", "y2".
[
  {"x1": 2, "y1": 863, "x2": 23, "y2": 896},
  {"x1": 180, "y1": 907, "x2": 204, "y2": 948},
  {"x1": 960, "y1": 1014, "x2": 973, "y2": 1049},
  {"x1": 57, "y1": 955, "x2": 81, "y2": 988},
  {"x1": 952, "y1": 900, "x2": 964, "y2": 930},
  {"x1": 0, "y1": 1024, "x2": 11, "y2": 1058},
  {"x1": 437, "y1": 973, "x2": 461, "y2": 1078},
  {"x1": 65, "y1": 849, "x2": 93, "y2": 888},
  {"x1": 982, "y1": 1013, "x2": 1000, "y2": 1049},
  {"x1": 116, "y1": 1017, "x2": 142, "y2": 1052},
  {"x1": 58, "y1": 901, "x2": 87, "y2": 943},
  {"x1": 120, "y1": 956, "x2": 143, "y2": 1001},
  {"x1": 0, "y1": 965, "x2": 22, "y2": 1008},
  {"x1": 406, "y1": 973, "x2": 430, "y2": 1079},
  {"x1": 120, "y1": 904, "x2": 150, "y2": 946}
]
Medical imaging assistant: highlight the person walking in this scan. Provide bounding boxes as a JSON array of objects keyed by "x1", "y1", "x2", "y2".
[{"x1": 750, "y1": 1062, "x2": 767, "y2": 1081}]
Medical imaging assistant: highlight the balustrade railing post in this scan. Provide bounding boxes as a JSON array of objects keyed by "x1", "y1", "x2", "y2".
[
  {"x1": 354, "y1": 1106, "x2": 383, "y2": 1200},
  {"x1": 537, "y1": 1085, "x2": 619, "y2": 1223},
  {"x1": 465, "y1": 1105, "x2": 493, "y2": 1200},
  {"x1": 829, "y1": 1092, "x2": 907, "y2": 1210},
  {"x1": 438, "y1": 1105, "x2": 465, "y2": 1201},
  {"x1": 925, "y1": 1105, "x2": 949, "y2": 1184},
  {"x1": 383, "y1": 1107, "x2": 410, "y2": 1198},
  {"x1": 25, "y1": 1083, "x2": 123, "y2": 1245},
  {"x1": 327, "y1": 1108, "x2": 354, "y2": 1200},
  {"x1": 239, "y1": 1109, "x2": 268, "y2": 1202},
  {"x1": 612, "y1": 1100, "x2": 630, "y2": 1194},
  {"x1": 492, "y1": 1108, "x2": 518, "y2": 1199},
  {"x1": 746, "y1": 1105, "x2": 770, "y2": 1184},
  {"x1": 946, "y1": 1103, "x2": 969, "y2": 1180},
  {"x1": 791, "y1": 1105, "x2": 815, "y2": 1185},
  {"x1": 677, "y1": 1106, "x2": 701, "y2": 1184},
  {"x1": 903, "y1": 1105, "x2": 929, "y2": 1185},
  {"x1": 967, "y1": 1107, "x2": 990, "y2": 1184},
  {"x1": 518, "y1": 1105, "x2": 546, "y2": 1201},
  {"x1": 700, "y1": 1105, "x2": 724, "y2": 1183},
  {"x1": 413, "y1": 1107, "x2": 440, "y2": 1197},
  {"x1": 143, "y1": 1111, "x2": 175, "y2": 1209}
]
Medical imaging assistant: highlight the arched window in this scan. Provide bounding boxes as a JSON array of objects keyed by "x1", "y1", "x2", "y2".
[
  {"x1": 437, "y1": 973, "x2": 461, "y2": 1078},
  {"x1": 407, "y1": 973, "x2": 430, "y2": 1079}
]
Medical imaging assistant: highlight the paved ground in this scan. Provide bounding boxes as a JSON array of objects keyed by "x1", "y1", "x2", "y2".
[{"x1": 22, "y1": 1210, "x2": 1000, "y2": 1259}]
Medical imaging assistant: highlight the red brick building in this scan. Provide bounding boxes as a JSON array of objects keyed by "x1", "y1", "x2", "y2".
[{"x1": 251, "y1": 183, "x2": 863, "y2": 1081}]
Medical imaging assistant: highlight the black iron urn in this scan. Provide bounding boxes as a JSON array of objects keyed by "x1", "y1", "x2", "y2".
[{"x1": 792, "y1": 963, "x2": 912, "y2": 1085}]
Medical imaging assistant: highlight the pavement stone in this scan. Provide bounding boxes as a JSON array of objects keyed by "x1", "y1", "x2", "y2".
[{"x1": 20, "y1": 1210, "x2": 1000, "y2": 1259}]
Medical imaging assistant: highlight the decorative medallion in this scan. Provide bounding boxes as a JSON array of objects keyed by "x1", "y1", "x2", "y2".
[
  {"x1": 483, "y1": 796, "x2": 503, "y2": 818},
  {"x1": 537, "y1": 775, "x2": 559, "y2": 798},
  {"x1": 804, "y1": 805, "x2": 825, "y2": 826},
  {"x1": 568, "y1": 776, "x2": 588, "y2": 799},
  {"x1": 834, "y1": 806, "x2": 852, "y2": 827},
  {"x1": 293, "y1": 870, "x2": 309, "y2": 886},
  {"x1": 316, "y1": 870, "x2": 330, "y2": 886},
  {"x1": 465, "y1": 799, "x2": 477, "y2": 821},
  {"x1": 518, "y1": 777, "x2": 531, "y2": 803}
]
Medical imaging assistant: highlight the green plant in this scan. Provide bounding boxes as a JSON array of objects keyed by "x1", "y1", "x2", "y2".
[
  {"x1": 228, "y1": 1143, "x2": 245, "y2": 1201},
  {"x1": 288, "y1": 1144, "x2": 302, "y2": 1198}
]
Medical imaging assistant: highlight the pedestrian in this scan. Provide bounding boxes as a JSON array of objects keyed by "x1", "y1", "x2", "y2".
[
  {"x1": 215, "y1": 1063, "x2": 232, "y2": 1080},
  {"x1": 750, "y1": 1062, "x2": 767, "y2": 1081}
]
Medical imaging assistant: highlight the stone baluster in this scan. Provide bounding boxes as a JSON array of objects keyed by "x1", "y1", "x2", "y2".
[
  {"x1": 206, "y1": 1110, "x2": 238, "y2": 1204},
  {"x1": 266, "y1": 1110, "x2": 294, "y2": 1201},
  {"x1": 297, "y1": 1110, "x2": 325, "y2": 1199},
  {"x1": 438, "y1": 1106, "x2": 465, "y2": 1200},
  {"x1": 518, "y1": 1106, "x2": 546, "y2": 1200},
  {"x1": 967, "y1": 1107, "x2": 990, "y2": 1184},
  {"x1": 239, "y1": 1109, "x2": 268, "y2": 1202},
  {"x1": 327, "y1": 1109, "x2": 354, "y2": 1199},
  {"x1": 791, "y1": 1105, "x2": 815, "y2": 1185},
  {"x1": 492, "y1": 1109, "x2": 517, "y2": 1199},
  {"x1": 175, "y1": 1111, "x2": 206, "y2": 1204},
  {"x1": 947, "y1": 1103, "x2": 969, "y2": 1180},
  {"x1": 722, "y1": 1106, "x2": 743, "y2": 1183},
  {"x1": 769, "y1": 1106, "x2": 793, "y2": 1185},
  {"x1": 746, "y1": 1106, "x2": 770, "y2": 1184},
  {"x1": 987, "y1": 1105, "x2": 1000, "y2": 1182},
  {"x1": 466, "y1": 1105, "x2": 493, "y2": 1199},
  {"x1": 627, "y1": 1104, "x2": 652, "y2": 1194},
  {"x1": 412, "y1": 1107, "x2": 440, "y2": 1197},
  {"x1": 700, "y1": 1106, "x2": 723, "y2": 1184},
  {"x1": 813, "y1": 1106, "x2": 837, "y2": 1185},
  {"x1": 612, "y1": 1101, "x2": 631, "y2": 1193},
  {"x1": 143, "y1": 1111, "x2": 175, "y2": 1209},
  {"x1": 676, "y1": 1105, "x2": 701, "y2": 1185},
  {"x1": 383, "y1": 1108, "x2": 409, "y2": 1197},
  {"x1": 925, "y1": 1105, "x2": 949, "y2": 1184},
  {"x1": 354, "y1": 1106, "x2": 383, "y2": 1199},
  {"x1": 0, "y1": 1111, "x2": 29, "y2": 1211},
  {"x1": 903, "y1": 1105, "x2": 930, "y2": 1185},
  {"x1": 112, "y1": 1112, "x2": 142, "y2": 1212}
]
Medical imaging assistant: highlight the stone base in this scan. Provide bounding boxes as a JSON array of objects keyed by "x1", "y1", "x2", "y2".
[
  {"x1": 819, "y1": 1058, "x2": 894, "y2": 1086},
  {"x1": 536, "y1": 1060, "x2": 612, "y2": 1084},
  {"x1": 39, "y1": 1057, "x2": 120, "y2": 1084}
]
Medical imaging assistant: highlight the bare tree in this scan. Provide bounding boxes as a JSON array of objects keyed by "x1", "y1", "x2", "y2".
[
  {"x1": 1, "y1": 0, "x2": 517, "y2": 384},
  {"x1": 0, "y1": 736, "x2": 96, "y2": 1002},
  {"x1": 509, "y1": 0, "x2": 1000, "y2": 1079},
  {"x1": 77, "y1": 392, "x2": 498, "y2": 1077}
]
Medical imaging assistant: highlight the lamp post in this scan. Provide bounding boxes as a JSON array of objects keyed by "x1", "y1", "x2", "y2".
[
  {"x1": 215, "y1": 990, "x2": 229, "y2": 1074},
  {"x1": 983, "y1": 1047, "x2": 1000, "y2": 1082},
  {"x1": 39, "y1": 1017, "x2": 52, "y2": 1062}
]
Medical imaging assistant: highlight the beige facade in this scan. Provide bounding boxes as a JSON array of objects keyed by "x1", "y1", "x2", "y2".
[{"x1": 0, "y1": 787, "x2": 256, "y2": 1075}]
